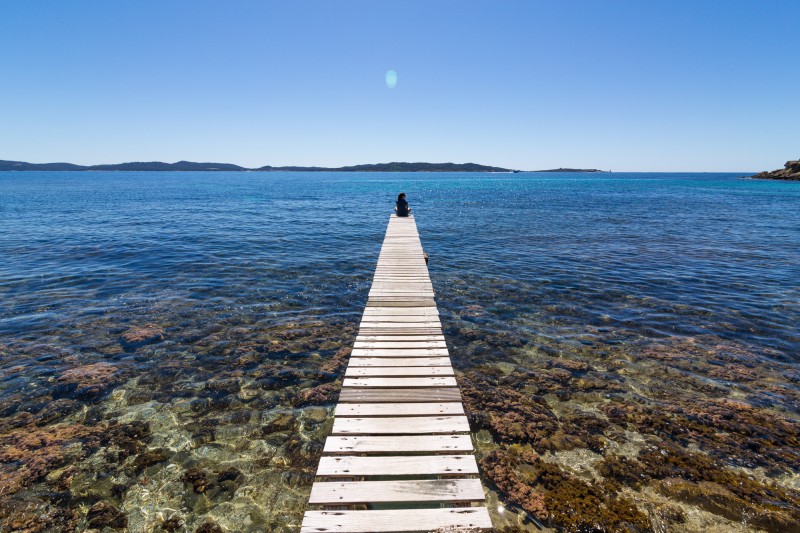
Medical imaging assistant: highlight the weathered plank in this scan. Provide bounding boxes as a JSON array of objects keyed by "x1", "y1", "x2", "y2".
[
  {"x1": 368, "y1": 289, "x2": 434, "y2": 293},
  {"x1": 343, "y1": 376, "x2": 458, "y2": 388},
  {"x1": 345, "y1": 366, "x2": 452, "y2": 377},
  {"x1": 347, "y1": 357, "x2": 452, "y2": 367},
  {"x1": 334, "y1": 402, "x2": 464, "y2": 417},
  {"x1": 355, "y1": 335, "x2": 445, "y2": 341},
  {"x1": 316, "y1": 455, "x2": 479, "y2": 476},
  {"x1": 370, "y1": 276, "x2": 429, "y2": 279},
  {"x1": 353, "y1": 341, "x2": 447, "y2": 349},
  {"x1": 358, "y1": 326, "x2": 444, "y2": 331},
  {"x1": 323, "y1": 434, "x2": 472, "y2": 453},
  {"x1": 358, "y1": 321, "x2": 441, "y2": 328},
  {"x1": 365, "y1": 300, "x2": 437, "y2": 307},
  {"x1": 362, "y1": 308, "x2": 439, "y2": 316},
  {"x1": 364, "y1": 285, "x2": 430, "y2": 289},
  {"x1": 301, "y1": 508, "x2": 493, "y2": 533},
  {"x1": 308, "y1": 479, "x2": 485, "y2": 504},
  {"x1": 350, "y1": 349, "x2": 449, "y2": 357},
  {"x1": 339, "y1": 387, "x2": 461, "y2": 403},
  {"x1": 360, "y1": 316, "x2": 440, "y2": 323},
  {"x1": 332, "y1": 415, "x2": 470, "y2": 435}
]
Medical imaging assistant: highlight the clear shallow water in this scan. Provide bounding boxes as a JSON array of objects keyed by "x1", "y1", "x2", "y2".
[{"x1": 1, "y1": 171, "x2": 798, "y2": 532}]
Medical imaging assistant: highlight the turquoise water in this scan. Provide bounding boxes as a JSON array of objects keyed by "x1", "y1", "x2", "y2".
[{"x1": 1, "y1": 171, "x2": 798, "y2": 532}]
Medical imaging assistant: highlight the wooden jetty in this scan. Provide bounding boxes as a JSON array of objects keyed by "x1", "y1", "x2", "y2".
[{"x1": 302, "y1": 215, "x2": 492, "y2": 532}]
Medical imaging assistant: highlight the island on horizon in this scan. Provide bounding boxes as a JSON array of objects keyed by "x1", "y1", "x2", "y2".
[
  {"x1": 531, "y1": 167, "x2": 606, "y2": 173},
  {"x1": 0, "y1": 159, "x2": 608, "y2": 174}
]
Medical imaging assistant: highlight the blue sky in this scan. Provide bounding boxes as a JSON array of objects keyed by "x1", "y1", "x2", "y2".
[{"x1": 1, "y1": 1, "x2": 798, "y2": 171}]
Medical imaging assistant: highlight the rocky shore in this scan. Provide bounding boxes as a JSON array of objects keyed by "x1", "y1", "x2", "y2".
[{"x1": 751, "y1": 160, "x2": 800, "y2": 180}]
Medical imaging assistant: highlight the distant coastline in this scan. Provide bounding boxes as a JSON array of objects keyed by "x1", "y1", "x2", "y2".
[
  {"x1": 0, "y1": 160, "x2": 609, "y2": 173},
  {"x1": 0, "y1": 160, "x2": 511, "y2": 173}
]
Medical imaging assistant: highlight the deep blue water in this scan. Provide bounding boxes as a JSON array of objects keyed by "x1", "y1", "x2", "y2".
[{"x1": 2, "y1": 171, "x2": 797, "y2": 356}]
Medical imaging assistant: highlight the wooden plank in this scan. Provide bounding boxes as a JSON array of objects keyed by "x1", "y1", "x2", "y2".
[
  {"x1": 360, "y1": 321, "x2": 440, "y2": 328},
  {"x1": 368, "y1": 290, "x2": 433, "y2": 294},
  {"x1": 371, "y1": 271, "x2": 428, "y2": 274},
  {"x1": 339, "y1": 388, "x2": 461, "y2": 403},
  {"x1": 324, "y1": 435, "x2": 472, "y2": 453},
  {"x1": 353, "y1": 341, "x2": 447, "y2": 349},
  {"x1": 365, "y1": 296, "x2": 434, "y2": 300},
  {"x1": 308, "y1": 479, "x2": 485, "y2": 504},
  {"x1": 362, "y1": 308, "x2": 439, "y2": 315},
  {"x1": 370, "y1": 279, "x2": 430, "y2": 283},
  {"x1": 358, "y1": 328, "x2": 442, "y2": 335},
  {"x1": 365, "y1": 300, "x2": 437, "y2": 307},
  {"x1": 334, "y1": 402, "x2": 465, "y2": 417},
  {"x1": 368, "y1": 289, "x2": 434, "y2": 293},
  {"x1": 350, "y1": 348, "x2": 450, "y2": 356},
  {"x1": 367, "y1": 295, "x2": 435, "y2": 299},
  {"x1": 345, "y1": 366, "x2": 453, "y2": 377},
  {"x1": 369, "y1": 287, "x2": 433, "y2": 291},
  {"x1": 332, "y1": 415, "x2": 469, "y2": 435},
  {"x1": 301, "y1": 508, "x2": 492, "y2": 533},
  {"x1": 371, "y1": 272, "x2": 430, "y2": 276},
  {"x1": 370, "y1": 270, "x2": 427, "y2": 273},
  {"x1": 343, "y1": 377, "x2": 458, "y2": 388},
  {"x1": 358, "y1": 328, "x2": 443, "y2": 333},
  {"x1": 370, "y1": 281, "x2": 432, "y2": 285},
  {"x1": 371, "y1": 279, "x2": 430, "y2": 282},
  {"x1": 316, "y1": 455, "x2": 479, "y2": 476},
  {"x1": 359, "y1": 320, "x2": 440, "y2": 326},
  {"x1": 360, "y1": 315, "x2": 440, "y2": 323},
  {"x1": 347, "y1": 357, "x2": 452, "y2": 367},
  {"x1": 355, "y1": 335, "x2": 445, "y2": 341},
  {"x1": 370, "y1": 280, "x2": 432, "y2": 285}
]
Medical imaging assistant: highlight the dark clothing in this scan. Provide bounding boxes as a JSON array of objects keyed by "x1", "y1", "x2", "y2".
[{"x1": 395, "y1": 199, "x2": 410, "y2": 217}]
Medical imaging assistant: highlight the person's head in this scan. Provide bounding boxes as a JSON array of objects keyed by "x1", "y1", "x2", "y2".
[{"x1": 398, "y1": 192, "x2": 406, "y2": 201}]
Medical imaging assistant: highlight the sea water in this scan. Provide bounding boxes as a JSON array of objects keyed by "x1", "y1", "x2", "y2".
[{"x1": 1, "y1": 171, "x2": 798, "y2": 531}]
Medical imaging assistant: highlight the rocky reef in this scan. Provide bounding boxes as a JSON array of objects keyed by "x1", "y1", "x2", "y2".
[
  {"x1": 437, "y1": 275, "x2": 800, "y2": 533},
  {"x1": 0, "y1": 310, "x2": 354, "y2": 532},
  {"x1": 751, "y1": 160, "x2": 800, "y2": 180},
  {"x1": 481, "y1": 447, "x2": 652, "y2": 532}
]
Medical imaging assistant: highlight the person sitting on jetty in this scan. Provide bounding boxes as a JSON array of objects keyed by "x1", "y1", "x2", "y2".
[{"x1": 395, "y1": 192, "x2": 411, "y2": 217}]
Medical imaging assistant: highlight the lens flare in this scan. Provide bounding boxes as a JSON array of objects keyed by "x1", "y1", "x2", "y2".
[{"x1": 385, "y1": 70, "x2": 398, "y2": 89}]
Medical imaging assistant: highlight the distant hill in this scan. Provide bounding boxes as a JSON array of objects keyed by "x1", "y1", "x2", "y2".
[
  {"x1": 0, "y1": 161, "x2": 88, "y2": 171},
  {"x1": 258, "y1": 162, "x2": 511, "y2": 172},
  {"x1": 0, "y1": 160, "x2": 510, "y2": 172},
  {"x1": 0, "y1": 160, "x2": 248, "y2": 172},
  {"x1": 531, "y1": 168, "x2": 605, "y2": 173}
]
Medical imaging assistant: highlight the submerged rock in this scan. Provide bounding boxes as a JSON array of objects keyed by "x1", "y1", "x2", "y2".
[
  {"x1": 87, "y1": 501, "x2": 127, "y2": 529},
  {"x1": 120, "y1": 324, "x2": 165, "y2": 351},
  {"x1": 56, "y1": 362, "x2": 122, "y2": 401},
  {"x1": 0, "y1": 495, "x2": 79, "y2": 532},
  {"x1": 296, "y1": 383, "x2": 339, "y2": 407},
  {"x1": 195, "y1": 521, "x2": 225, "y2": 532},
  {"x1": 480, "y1": 447, "x2": 651, "y2": 532},
  {"x1": 182, "y1": 467, "x2": 213, "y2": 494},
  {"x1": 130, "y1": 447, "x2": 171, "y2": 473},
  {"x1": 459, "y1": 368, "x2": 559, "y2": 451}
]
